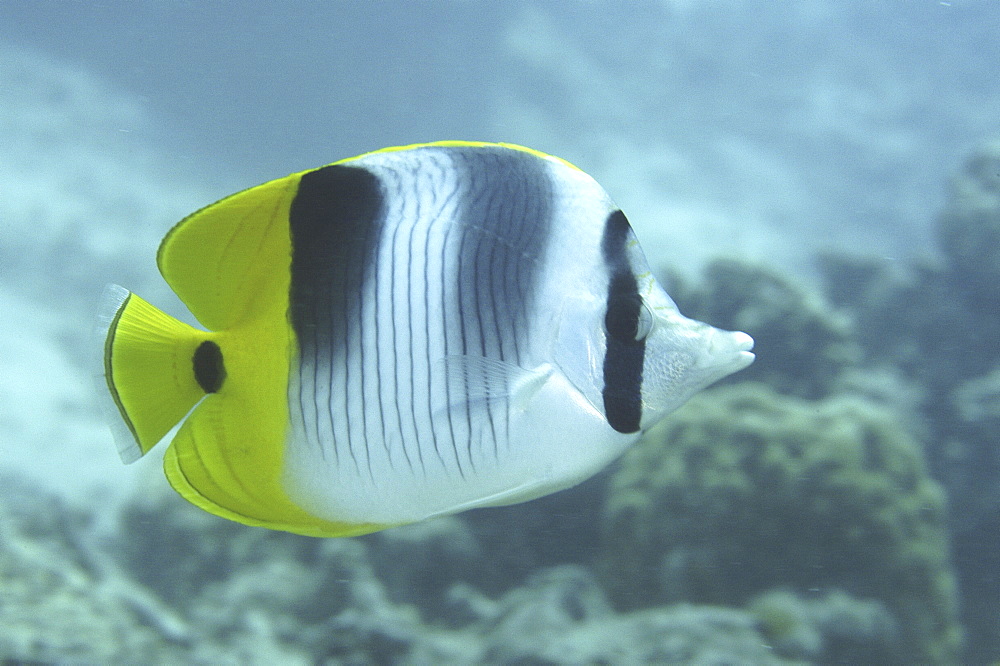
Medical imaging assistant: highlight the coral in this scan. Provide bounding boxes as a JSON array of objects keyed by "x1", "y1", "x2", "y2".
[
  {"x1": 949, "y1": 366, "x2": 1000, "y2": 660},
  {"x1": 749, "y1": 588, "x2": 898, "y2": 664},
  {"x1": 937, "y1": 139, "x2": 1000, "y2": 308},
  {"x1": 111, "y1": 483, "x2": 468, "y2": 663},
  {"x1": 816, "y1": 141, "x2": 1000, "y2": 397},
  {"x1": 665, "y1": 258, "x2": 859, "y2": 399},
  {"x1": 954, "y1": 365, "x2": 1000, "y2": 425},
  {"x1": 948, "y1": 365, "x2": 1000, "y2": 527},
  {"x1": 599, "y1": 383, "x2": 962, "y2": 664},
  {"x1": 816, "y1": 142, "x2": 1000, "y2": 661},
  {"x1": 817, "y1": 252, "x2": 994, "y2": 397},
  {"x1": 0, "y1": 426, "x2": 961, "y2": 663},
  {"x1": 0, "y1": 473, "x2": 813, "y2": 664},
  {"x1": 457, "y1": 565, "x2": 795, "y2": 664},
  {"x1": 366, "y1": 515, "x2": 486, "y2": 611},
  {"x1": 0, "y1": 479, "x2": 175, "y2": 663}
]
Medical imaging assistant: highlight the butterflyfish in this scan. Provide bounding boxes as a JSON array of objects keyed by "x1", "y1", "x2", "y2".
[{"x1": 99, "y1": 141, "x2": 754, "y2": 537}]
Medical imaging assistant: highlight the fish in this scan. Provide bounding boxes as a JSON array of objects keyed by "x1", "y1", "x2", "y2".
[{"x1": 98, "y1": 141, "x2": 754, "y2": 537}]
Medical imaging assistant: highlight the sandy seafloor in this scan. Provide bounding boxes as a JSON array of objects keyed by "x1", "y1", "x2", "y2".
[{"x1": 1, "y1": 1, "x2": 999, "y2": 663}]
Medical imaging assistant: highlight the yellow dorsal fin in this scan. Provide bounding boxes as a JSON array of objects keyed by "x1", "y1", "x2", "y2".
[{"x1": 156, "y1": 173, "x2": 303, "y2": 331}]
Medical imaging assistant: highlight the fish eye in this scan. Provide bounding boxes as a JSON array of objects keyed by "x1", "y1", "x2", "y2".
[
  {"x1": 635, "y1": 302, "x2": 653, "y2": 341},
  {"x1": 605, "y1": 295, "x2": 653, "y2": 342}
]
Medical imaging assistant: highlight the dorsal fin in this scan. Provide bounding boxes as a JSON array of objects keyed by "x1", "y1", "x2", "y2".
[{"x1": 156, "y1": 173, "x2": 302, "y2": 331}]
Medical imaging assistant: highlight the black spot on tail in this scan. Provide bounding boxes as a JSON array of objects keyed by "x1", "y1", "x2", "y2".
[{"x1": 194, "y1": 340, "x2": 225, "y2": 393}]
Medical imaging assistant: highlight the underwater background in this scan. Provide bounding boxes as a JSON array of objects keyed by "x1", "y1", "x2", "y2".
[{"x1": 1, "y1": 1, "x2": 998, "y2": 663}]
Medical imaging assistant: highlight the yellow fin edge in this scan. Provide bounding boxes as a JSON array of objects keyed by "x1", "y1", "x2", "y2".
[{"x1": 334, "y1": 140, "x2": 585, "y2": 173}]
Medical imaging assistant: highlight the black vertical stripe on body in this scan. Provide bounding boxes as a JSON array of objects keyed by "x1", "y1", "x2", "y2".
[
  {"x1": 288, "y1": 164, "x2": 384, "y2": 471},
  {"x1": 451, "y1": 147, "x2": 554, "y2": 462},
  {"x1": 406, "y1": 183, "x2": 420, "y2": 469},
  {"x1": 469, "y1": 174, "x2": 495, "y2": 463},
  {"x1": 370, "y1": 194, "x2": 390, "y2": 469},
  {"x1": 600, "y1": 210, "x2": 646, "y2": 434},
  {"x1": 379, "y1": 163, "x2": 423, "y2": 474}
]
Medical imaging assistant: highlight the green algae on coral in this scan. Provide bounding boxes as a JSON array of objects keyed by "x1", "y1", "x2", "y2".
[
  {"x1": 599, "y1": 383, "x2": 962, "y2": 665},
  {"x1": 749, "y1": 588, "x2": 898, "y2": 664}
]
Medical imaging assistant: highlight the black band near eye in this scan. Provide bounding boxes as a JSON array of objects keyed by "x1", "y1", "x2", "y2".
[
  {"x1": 606, "y1": 284, "x2": 644, "y2": 342},
  {"x1": 600, "y1": 210, "x2": 646, "y2": 434}
]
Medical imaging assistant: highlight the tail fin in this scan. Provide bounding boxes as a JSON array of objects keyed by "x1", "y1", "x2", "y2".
[{"x1": 98, "y1": 284, "x2": 211, "y2": 463}]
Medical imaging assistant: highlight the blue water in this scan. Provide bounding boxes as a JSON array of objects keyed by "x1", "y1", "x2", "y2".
[{"x1": 1, "y1": 2, "x2": 998, "y2": 663}]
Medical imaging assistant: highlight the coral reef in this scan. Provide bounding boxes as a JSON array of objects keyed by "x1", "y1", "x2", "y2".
[
  {"x1": 1, "y1": 477, "x2": 822, "y2": 664},
  {"x1": 453, "y1": 566, "x2": 790, "y2": 664},
  {"x1": 599, "y1": 383, "x2": 962, "y2": 664},
  {"x1": 928, "y1": 141, "x2": 1000, "y2": 664},
  {"x1": 817, "y1": 141, "x2": 1000, "y2": 661},
  {"x1": 817, "y1": 140, "x2": 1000, "y2": 439},
  {"x1": 0, "y1": 480, "x2": 171, "y2": 663},
  {"x1": 950, "y1": 366, "x2": 1000, "y2": 525}
]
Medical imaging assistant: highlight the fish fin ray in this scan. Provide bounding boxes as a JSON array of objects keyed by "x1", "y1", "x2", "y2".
[
  {"x1": 437, "y1": 355, "x2": 552, "y2": 416},
  {"x1": 98, "y1": 284, "x2": 207, "y2": 463},
  {"x1": 156, "y1": 174, "x2": 300, "y2": 330},
  {"x1": 163, "y1": 399, "x2": 388, "y2": 537}
]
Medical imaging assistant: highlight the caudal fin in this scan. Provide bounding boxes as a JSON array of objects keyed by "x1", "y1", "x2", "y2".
[{"x1": 98, "y1": 284, "x2": 213, "y2": 463}]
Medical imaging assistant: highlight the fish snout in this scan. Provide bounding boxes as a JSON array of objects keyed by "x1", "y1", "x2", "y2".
[{"x1": 700, "y1": 326, "x2": 755, "y2": 373}]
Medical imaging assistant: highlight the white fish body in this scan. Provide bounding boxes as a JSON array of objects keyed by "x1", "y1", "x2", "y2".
[
  {"x1": 100, "y1": 141, "x2": 754, "y2": 536},
  {"x1": 280, "y1": 144, "x2": 754, "y2": 526}
]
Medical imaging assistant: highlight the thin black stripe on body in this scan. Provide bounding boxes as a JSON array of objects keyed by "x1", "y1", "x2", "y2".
[{"x1": 600, "y1": 210, "x2": 646, "y2": 434}]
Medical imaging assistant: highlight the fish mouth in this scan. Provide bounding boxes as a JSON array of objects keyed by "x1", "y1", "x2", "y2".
[
  {"x1": 731, "y1": 330, "x2": 755, "y2": 365},
  {"x1": 700, "y1": 328, "x2": 755, "y2": 374}
]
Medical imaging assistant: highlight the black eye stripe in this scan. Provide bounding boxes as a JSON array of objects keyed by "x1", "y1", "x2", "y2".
[
  {"x1": 600, "y1": 210, "x2": 645, "y2": 434},
  {"x1": 601, "y1": 209, "x2": 632, "y2": 267},
  {"x1": 605, "y1": 277, "x2": 643, "y2": 342}
]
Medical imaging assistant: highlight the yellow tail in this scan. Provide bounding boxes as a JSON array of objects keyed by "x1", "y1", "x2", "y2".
[{"x1": 99, "y1": 284, "x2": 215, "y2": 463}]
